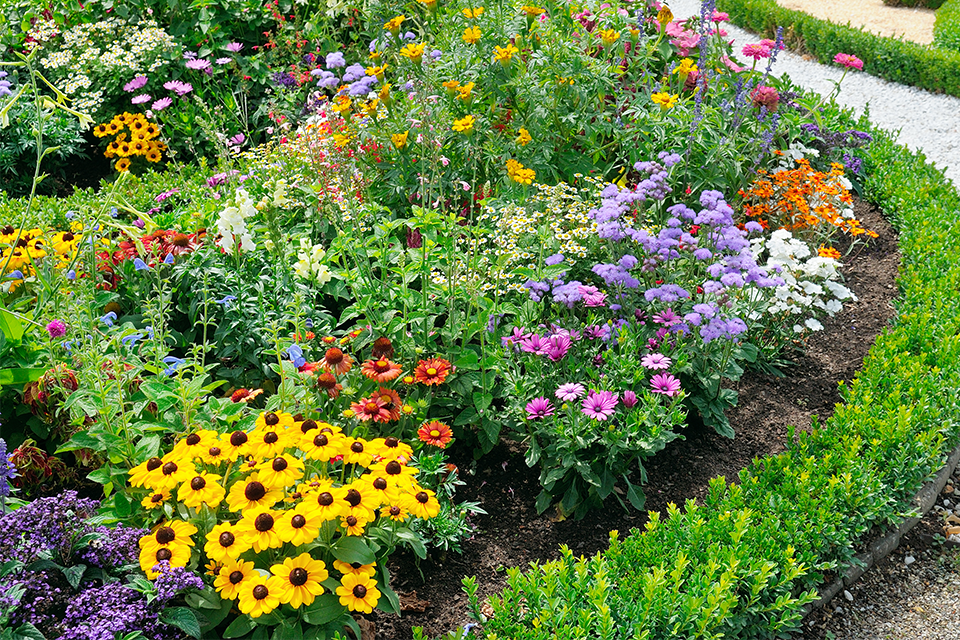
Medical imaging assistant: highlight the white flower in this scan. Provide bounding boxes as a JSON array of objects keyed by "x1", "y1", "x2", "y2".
[{"x1": 805, "y1": 318, "x2": 824, "y2": 331}]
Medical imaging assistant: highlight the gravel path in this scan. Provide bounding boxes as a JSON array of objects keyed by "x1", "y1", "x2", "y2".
[{"x1": 669, "y1": 0, "x2": 960, "y2": 186}]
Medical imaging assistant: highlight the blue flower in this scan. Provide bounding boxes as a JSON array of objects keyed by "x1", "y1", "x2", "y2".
[
  {"x1": 0, "y1": 438, "x2": 16, "y2": 498},
  {"x1": 145, "y1": 325, "x2": 155, "y2": 340},
  {"x1": 163, "y1": 253, "x2": 174, "y2": 265},
  {"x1": 215, "y1": 295, "x2": 237, "y2": 309},
  {"x1": 62, "y1": 340, "x2": 74, "y2": 353},
  {"x1": 110, "y1": 207, "x2": 118, "y2": 218},
  {"x1": 162, "y1": 356, "x2": 186, "y2": 376},
  {"x1": 286, "y1": 344, "x2": 306, "y2": 368},
  {"x1": 101, "y1": 311, "x2": 118, "y2": 327},
  {"x1": 4, "y1": 270, "x2": 23, "y2": 280},
  {"x1": 66, "y1": 269, "x2": 77, "y2": 280},
  {"x1": 122, "y1": 332, "x2": 143, "y2": 347},
  {"x1": 133, "y1": 258, "x2": 150, "y2": 271}
]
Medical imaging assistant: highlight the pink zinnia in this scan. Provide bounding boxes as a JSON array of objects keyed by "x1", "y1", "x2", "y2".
[
  {"x1": 555, "y1": 383, "x2": 586, "y2": 402},
  {"x1": 751, "y1": 85, "x2": 780, "y2": 112},
  {"x1": 741, "y1": 43, "x2": 771, "y2": 60},
  {"x1": 711, "y1": 10, "x2": 729, "y2": 22},
  {"x1": 581, "y1": 390, "x2": 618, "y2": 421},
  {"x1": 526, "y1": 396, "x2": 555, "y2": 420},
  {"x1": 650, "y1": 373, "x2": 682, "y2": 397},
  {"x1": 721, "y1": 55, "x2": 746, "y2": 73},
  {"x1": 641, "y1": 353, "x2": 672, "y2": 370},
  {"x1": 833, "y1": 53, "x2": 863, "y2": 71}
]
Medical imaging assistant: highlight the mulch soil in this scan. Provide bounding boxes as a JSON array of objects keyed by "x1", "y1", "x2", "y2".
[{"x1": 373, "y1": 198, "x2": 900, "y2": 639}]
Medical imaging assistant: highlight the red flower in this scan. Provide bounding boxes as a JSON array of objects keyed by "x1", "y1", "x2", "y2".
[
  {"x1": 360, "y1": 358, "x2": 402, "y2": 383},
  {"x1": 417, "y1": 421, "x2": 453, "y2": 448},
  {"x1": 321, "y1": 347, "x2": 353, "y2": 375},
  {"x1": 413, "y1": 358, "x2": 452, "y2": 386},
  {"x1": 316, "y1": 373, "x2": 342, "y2": 398},
  {"x1": 350, "y1": 395, "x2": 392, "y2": 422}
]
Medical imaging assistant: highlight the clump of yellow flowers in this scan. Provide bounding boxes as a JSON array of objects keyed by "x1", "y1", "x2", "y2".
[
  {"x1": 93, "y1": 112, "x2": 165, "y2": 172},
  {"x1": 133, "y1": 410, "x2": 439, "y2": 625}
]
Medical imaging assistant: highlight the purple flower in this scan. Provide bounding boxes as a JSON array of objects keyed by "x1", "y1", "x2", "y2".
[
  {"x1": 622, "y1": 390, "x2": 638, "y2": 408},
  {"x1": 185, "y1": 58, "x2": 211, "y2": 71},
  {"x1": 0, "y1": 438, "x2": 15, "y2": 497},
  {"x1": 552, "y1": 281, "x2": 583, "y2": 308},
  {"x1": 526, "y1": 396, "x2": 555, "y2": 420},
  {"x1": 501, "y1": 326, "x2": 530, "y2": 348},
  {"x1": 152, "y1": 561, "x2": 204, "y2": 603},
  {"x1": 545, "y1": 253, "x2": 565, "y2": 266},
  {"x1": 640, "y1": 353, "x2": 672, "y2": 370},
  {"x1": 215, "y1": 57, "x2": 232, "y2": 65},
  {"x1": 130, "y1": 93, "x2": 151, "y2": 104},
  {"x1": 343, "y1": 63, "x2": 366, "y2": 82},
  {"x1": 46, "y1": 320, "x2": 67, "y2": 338},
  {"x1": 151, "y1": 97, "x2": 172, "y2": 111},
  {"x1": 581, "y1": 390, "x2": 618, "y2": 420},
  {"x1": 650, "y1": 373, "x2": 682, "y2": 397},
  {"x1": 744, "y1": 221, "x2": 763, "y2": 233},
  {"x1": 123, "y1": 75, "x2": 148, "y2": 92},
  {"x1": 652, "y1": 308, "x2": 680, "y2": 326},
  {"x1": 519, "y1": 333, "x2": 549, "y2": 355},
  {"x1": 555, "y1": 383, "x2": 586, "y2": 402},
  {"x1": 326, "y1": 51, "x2": 346, "y2": 68},
  {"x1": 162, "y1": 80, "x2": 193, "y2": 96},
  {"x1": 579, "y1": 285, "x2": 607, "y2": 307},
  {"x1": 544, "y1": 334, "x2": 572, "y2": 361},
  {"x1": 226, "y1": 42, "x2": 244, "y2": 52}
]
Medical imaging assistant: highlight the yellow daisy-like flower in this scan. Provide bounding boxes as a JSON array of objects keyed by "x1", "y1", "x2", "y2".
[
  {"x1": 462, "y1": 26, "x2": 481, "y2": 44},
  {"x1": 341, "y1": 483, "x2": 378, "y2": 519},
  {"x1": 384, "y1": 504, "x2": 410, "y2": 522},
  {"x1": 128, "y1": 457, "x2": 164, "y2": 488},
  {"x1": 140, "y1": 489, "x2": 170, "y2": 510},
  {"x1": 442, "y1": 79, "x2": 460, "y2": 94},
  {"x1": 399, "y1": 43, "x2": 427, "y2": 63},
  {"x1": 384, "y1": 15, "x2": 404, "y2": 35},
  {"x1": 369, "y1": 459, "x2": 420, "y2": 484},
  {"x1": 204, "y1": 522, "x2": 251, "y2": 563},
  {"x1": 340, "y1": 511, "x2": 372, "y2": 536},
  {"x1": 300, "y1": 428, "x2": 345, "y2": 462},
  {"x1": 333, "y1": 560, "x2": 377, "y2": 578},
  {"x1": 598, "y1": 29, "x2": 620, "y2": 47},
  {"x1": 336, "y1": 573, "x2": 381, "y2": 613},
  {"x1": 651, "y1": 91, "x2": 679, "y2": 111},
  {"x1": 254, "y1": 410, "x2": 295, "y2": 432},
  {"x1": 199, "y1": 438, "x2": 237, "y2": 465},
  {"x1": 392, "y1": 130, "x2": 410, "y2": 150},
  {"x1": 221, "y1": 430, "x2": 253, "y2": 459},
  {"x1": 149, "y1": 455, "x2": 196, "y2": 493},
  {"x1": 275, "y1": 503, "x2": 323, "y2": 546},
  {"x1": 271, "y1": 552, "x2": 329, "y2": 608},
  {"x1": 366, "y1": 64, "x2": 388, "y2": 82},
  {"x1": 494, "y1": 44, "x2": 519, "y2": 65},
  {"x1": 462, "y1": 6, "x2": 484, "y2": 18},
  {"x1": 516, "y1": 127, "x2": 532, "y2": 146},
  {"x1": 177, "y1": 472, "x2": 225, "y2": 509},
  {"x1": 341, "y1": 437, "x2": 376, "y2": 466},
  {"x1": 237, "y1": 575, "x2": 284, "y2": 618},
  {"x1": 248, "y1": 425, "x2": 293, "y2": 461},
  {"x1": 304, "y1": 484, "x2": 347, "y2": 522},
  {"x1": 457, "y1": 82, "x2": 474, "y2": 102},
  {"x1": 255, "y1": 453, "x2": 305, "y2": 489},
  {"x1": 234, "y1": 508, "x2": 285, "y2": 553},
  {"x1": 673, "y1": 58, "x2": 698, "y2": 77},
  {"x1": 139, "y1": 520, "x2": 198, "y2": 557},
  {"x1": 368, "y1": 437, "x2": 413, "y2": 463},
  {"x1": 139, "y1": 540, "x2": 192, "y2": 578},
  {"x1": 520, "y1": 5, "x2": 544, "y2": 16},
  {"x1": 214, "y1": 559, "x2": 257, "y2": 600},
  {"x1": 115, "y1": 158, "x2": 132, "y2": 173},
  {"x1": 506, "y1": 158, "x2": 536, "y2": 185},
  {"x1": 359, "y1": 472, "x2": 401, "y2": 507},
  {"x1": 452, "y1": 115, "x2": 476, "y2": 134},
  {"x1": 225, "y1": 473, "x2": 284, "y2": 512},
  {"x1": 401, "y1": 487, "x2": 441, "y2": 519}
]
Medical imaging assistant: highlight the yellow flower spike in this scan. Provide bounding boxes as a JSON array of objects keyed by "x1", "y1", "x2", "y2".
[
  {"x1": 215, "y1": 559, "x2": 257, "y2": 600},
  {"x1": 271, "y1": 553, "x2": 329, "y2": 609}
]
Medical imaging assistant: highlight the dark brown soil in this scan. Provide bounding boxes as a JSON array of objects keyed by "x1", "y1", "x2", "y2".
[{"x1": 374, "y1": 198, "x2": 900, "y2": 639}]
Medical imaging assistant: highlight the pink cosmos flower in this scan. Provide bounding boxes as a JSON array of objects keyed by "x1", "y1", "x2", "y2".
[
  {"x1": 123, "y1": 75, "x2": 148, "y2": 92},
  {"x1": 650, "y1": 373, "x2": 682, "y2": 397},
  {"x1": 581, "y1": 390, "x2": 618, "y2": 421},
  {"x1": 641, "y1": 353, "x2": 673, "y2": 370},
  {"x1": 526, "y1": 396, "x2": 555, "y2": 420},
  {"x1": 555, "y1": 383, "x2": 586, "y2": 402},
  {"x1": 833, "y1": 53, "x2": 864, "y2": 70},
  {"x1": 741, "y1": 43, "x2": 771, "y2": 60}
]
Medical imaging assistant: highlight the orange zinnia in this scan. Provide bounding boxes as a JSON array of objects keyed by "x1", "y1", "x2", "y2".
[
  {"x1": 418, "y1": 421, "x2": 453, "y2": 448},
  {"x1": 413, "y1": 358, "x2": 452, "y2": 386},
  {"x1": 322, "y1": 348, "x2": 353, "y2": 375},
  {"x1": 361, "y1": 358, "x2": 402, "y2": 383}
]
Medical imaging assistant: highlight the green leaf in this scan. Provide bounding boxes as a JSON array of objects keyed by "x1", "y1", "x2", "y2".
[
  {"x1": 0, "y1": 368, "x2": 46, "y2": 387},
  {"x1": 223, "y1": 615, "x2": 255, "y2": 638},
  {"x1": 12, "y1": 623, "x2": 45, "y2": 640},
  {"x1": 301, "y1": 594, "x2": 344, "y2": 625},
  {"x1": 62, "y1": 564, "x2": 87, "y2": 590},
  {"x1": 0, "y1": 309, "x2": 24, "y2": 342},
  {"x1": 114, "y1": 492, "x2": 132, "y2": 518},
  {"x1": 331, "y1": 536, "x2": 375, "y2": 565},
  {"x1": 472, "y1": 391, "x2": 493, "y2": 413},
  {"x1": 376, "y1": 565, "x2": 401, "y2": 615},
  {"x1": 56, "y1": 431, "x2": 100, "y2": 454},
  {"x1": 160, "y1": 607, "x2": 201, "y2": 639}
]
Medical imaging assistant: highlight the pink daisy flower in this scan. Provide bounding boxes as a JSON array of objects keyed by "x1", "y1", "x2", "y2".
[
  {"x1": 641, "y1": 353, "x2": 672, "y2": 370},
  {"x1": 123, "y1": 75, "x2": 148, "y2": 92},
  {"x1": 650, "y1": 373, "x2": 682, "y2": 397},
  {"x1": 741, "y1": 43, "x2": 771, "y2": 60},
  {"x1": 833, "y1": 53, "x2": 864, "y2": 70},
  {"x1": 581, "y1": 390, "x2": 618, "y2": 421},
  {"x1": 526, "y1": 396, "x2": 555, "y2": 420},
  {"x1": 622, "y1": 390, "x2": 638, "y2": 408},
  {"x1": 555, "y1": 383, "x2": 586, "y2": 402},
  {"x1": 131, "y1": 94, "x2": 152, "y2": 104}
]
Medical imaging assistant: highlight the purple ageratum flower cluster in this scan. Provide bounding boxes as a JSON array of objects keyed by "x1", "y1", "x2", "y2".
[
  {"x1": 0, "y1": 491, "x2": 99, "y2": 564},
  {"x1": 342, "y1": 63, "x2": 366, "y2": 83},
  {"x1": 75, "y1": 523, "x2": 147, "y2": 571},
  {"x1": 347, "y1": 74, "x2": 378, "y2": 96},
  {"x1": 592, "y1": 255, "x2": 641, "y2": 289},
  {"x1": 59, "y1": 582, "x2": 181, "y2": 640},
  {"x1": 326, "y1": 51, "x2": 346, "y2": 68},
  {"x1": 313, "y1": 69, "x2": 340, "y2": 89}
]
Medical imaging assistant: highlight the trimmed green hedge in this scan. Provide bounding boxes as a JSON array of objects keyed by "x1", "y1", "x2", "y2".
[
  {"x1": 935, "y1": 0, "x2": 960, "y2": 52},
  {"x1": 467, "y1": 126, "x2": 960, "y2": 638},
  {"x1": 883, "y1": 0, "x2": 946, "y2": 9},
  {"x1": 717, "y1": 0, "x2": 960, "y2": 98}
]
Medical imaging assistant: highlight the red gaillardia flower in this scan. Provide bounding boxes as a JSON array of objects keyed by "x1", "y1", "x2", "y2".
[
  {"x1": 360, "y1": 358, "x2": 402, "y2": 383},
  {"x1": 413, "y1": 358, "x2": 452, "y2": 386},
  {"x1": 417, "y1": 421, "x2": 453, "y2": 448},
  {"x1": 321, "y1": 347, "x2": 353, "y2": 375}
]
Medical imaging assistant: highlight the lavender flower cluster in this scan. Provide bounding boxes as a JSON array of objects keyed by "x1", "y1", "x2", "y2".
[{"x1": 0, "y1": 491, "x2": 98, "y2": 564}]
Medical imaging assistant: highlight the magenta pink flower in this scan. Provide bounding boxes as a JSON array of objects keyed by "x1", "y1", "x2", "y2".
[
  {"x1": 711, "y1": 10, "x2": 729, "y2": 22},
  {"x1": 581, "y1": 390, "x2": 618, "y2": 421},
  {"x1": 622, "y1": 390, "x2": 638, "y2": 408},
  {"x1": 741, "y1": 43, "x2": 771, "y2": 60},
  {"x1": 526, "y1": 396, "x2": 555, "y2": 420},
  {"x1": 650, "y1": 373, "x2": 682, "y2": 397},
  {"x1": 833, "y1": 53, "x2": 864, "y2": 71},
  {"x1": 555, "y1": 383, "x2": 586, "y2": 402},
  {"x1": 641, "y1": 353, "x2": 672, "y2": 370},
  {"x1": 721, "y1": 55, "x2": 746, "y2": 73},
  {"x1": 152, "y1": 97, "x2": 173, "y2": 111},
  {"x1": 46, "y1": 320, "x2": 67, "y2": 338},
  {"x1": 123, "y1": 75, "x2": 148, "y2": 92},
  {"x1": 751, "y1": 85, "x2": 780, "y2": 112}
]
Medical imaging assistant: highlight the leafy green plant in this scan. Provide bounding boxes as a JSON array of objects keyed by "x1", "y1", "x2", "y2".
[{"x1": 934, "y1": 0, "x2": 960, "y2": 52}]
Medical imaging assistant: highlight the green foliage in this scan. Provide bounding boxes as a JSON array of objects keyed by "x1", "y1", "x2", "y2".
[
  {"x1": 934, "y1": 0, "x2": 960, "y2": 52},
  {"x1": 470, "y1": 112, "x2": 960, "y2": 638},
  {"x1": 717, "y1": 0, "x2": 960, "y2": 97},
  {"x1": 882, "y1": 0, "x2": 946, "y2": 7}
]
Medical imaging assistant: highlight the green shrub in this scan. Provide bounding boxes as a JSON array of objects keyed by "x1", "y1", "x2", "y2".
[
  {"x1": 934, "y1": 0, "x2": 960, "y2": 51},
  {"x1": 717, "y1": 0, "x2": 960, "y2": 97},
  {"x1": 882, "y1": 0, "x2": 946, "y2": 9}
]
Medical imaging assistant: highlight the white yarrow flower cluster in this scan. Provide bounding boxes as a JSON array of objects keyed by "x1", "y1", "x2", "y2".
[
  {"x1": 216, "y1": 189, "x2": 257, "y2": 255},
  {"x1": 750, "y1": 229, "x2": 855, "y2": 333},
  {"x1": 293, "y1": 239, "x2": 332, "y2": 284}
]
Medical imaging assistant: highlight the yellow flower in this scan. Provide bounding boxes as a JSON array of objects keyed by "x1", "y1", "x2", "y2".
[
  {"x1": 115, "y1": 158, "x2": 131, "y2": 173},
  {"x1": 204, "y1": 522, "x2": 251, "y2": 563},
  {"x1": 379, "y1": 83, "x2": 392, "y2": 103},
  {"x1": 340, "y1": 511, "x2": 373, "y2": 536},
  {"x1": 150, "y1": 454, "x2": 195, "y2": 493},
  {"x1": 336, "y1": 573, "x2": 381, "y2": 613},
  {"x1": 651, "y1": 91, "x2": 679, "y2": 110},
  {"x1": 249, "y1": 423, "x2": 294, "y2": 460},
  {"x1": 275, "y1": 503, "x2": 323, "y2": 545},
  {"x1": 303, "y1": 483, "x2": 348, "y2": 522},
  {"x1": 177, "y1": 472, "x2": 225, "y2": 509},
  {"x1": 462, "y1": 6, "x2": 484, "y2": 18},
  {"x1": 520, "y1": 5, "x2": 545, "y2": 16},
  {"x1": 237, "y1": 575, "x2": 284, "y2": 618},
  {"x1": 402, "y1": 487, "x2": 441, "y2": 519},
  {"x1": 140, "y1": 490, "x2": 170, "y2": 510},
  {"x1": 368, "y1": 436, "x2": 413, "y2": 462},
  {"x1": 392, "y1": 130, "x2": 410, "y2": 150},
  {"x1": 342, "y1": 437, "x2": 376, "y2": 466},
  {"x1": 506, "y1": 158, "x2": 536, "y2": 185},
  {"x1": 255, "y1": 453, "x2": 305, "y2": 489},
  {"x1": 598, "y1": 29, "x2": 620, "y2": 47},
  {"x1": 214, "y1": 559, "x2": 257, "y2": 600},
  {"x1": 234, "y1": 507, "x2": 284, "y2": 552},
  {"x1": 463, "y1": 26, "x2": 481, "y2": 44},
  {"x1": 331, "y1": 96, "x2": 352, "y2": 115},
  {"x1": 399, "y1": 43, "x2": 427, "y2": 63},
  {"x1": 516, "y1": 127, "x2": 532, "y2": 146},
  {"x1": 494, "y1": 44, "x2": 519, "y2": 65},
  {"x1": 271, "y1": 552, "x2": 329, "y2": 609},
  {"x1": 366, "y1": 64, "x2": 388, "y2": 81},
  {"x1": 416, "y1": 0, "x2": 438, "y2": 10},
  {"x1": 300, "y1": 428, "x2": 345, "y2": 462},
  {"x1": 457, "y1": 82, "x2": 475, "y2": 102},
  {"x1": 384, "y1": 15, "x2": 404, "y2": 34},
  {"x1": 657, "y1": 5, "x2": 674, "y2": 25},
  {"x1": 333, "y1": 559, "x2": 377, "y2": 578},
  {"x1": 225, "y1": 473, "x2": 284, "y2": 512},
  {"x1": 672, "y1": 58, "x2": 698, "y2": 78},
  {"x1": 139, "y1": 540, "x2": 191, "y2": 578},
  {"x1": 452, "y1": 115, "x2": 476, "y2": 134},
  {"x1": 128, "y1": 456, "x2": 164, "y2": 488}
]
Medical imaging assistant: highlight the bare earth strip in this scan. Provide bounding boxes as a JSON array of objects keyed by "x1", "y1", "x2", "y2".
[{"x1": 775, "y1": 0, "x2": 936, "y2": 45}]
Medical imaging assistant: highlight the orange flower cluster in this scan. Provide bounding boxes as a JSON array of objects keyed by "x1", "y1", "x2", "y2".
[
  {"x1": 93, "y1": 112, "x2": 166, "y2": 172},
  {"x1": 739, "y1": 159, "x2": 877, "y2": 239}
]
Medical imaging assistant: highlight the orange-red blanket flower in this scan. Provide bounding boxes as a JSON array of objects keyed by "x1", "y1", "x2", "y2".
[
  {"x1": 361, "y1": 358, "x2": 402, "y2": 383},
  {"x1": 350, "y1": 395, "x2": 393, "y2": 422},
  {"x1": 370, "y1": 337, "x2": 394, "y2": 359},
  {"x1": 418, "y1": 421, "x2": 453, "y2": 448},
  {"x1": 413, "y1": 358, "x2": 452, "y2": 386},
  {"x1": 322, "y1": 348, "x2": 353, "y2": 375},
  {"x1": 315, "y1": 373, "x2": 343, "y2": 399}
]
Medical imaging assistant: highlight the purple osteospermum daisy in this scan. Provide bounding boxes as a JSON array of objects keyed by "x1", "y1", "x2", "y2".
[
  {"x1": 46, "y1": 320, "x2": 67, "y2": 338},
  {"x1": 152, "y1": 97, "x2": 172, "y2": 111},
  {"x1": 215, "y1": 57, "x2": 232, "y2": 65},
  {"x1": 581, "y1": 390, "x2": 618, "y2": 421},
  {"x1": 163, "y1": 80, "x2": 193, "y2": 96},
  {"x1": 123, "y1": 75, "x2": 148, "y2": 92},
  {"x1": 185, "y1": 58, "x2": 211, "y2": 71},
  {"x1": 622, "y1": 390, "x2": 638, "y2": 408},
  {"x1": 650, "y1": 373, "x2": 682, "y2": 397},
  {"x1": 640, "y1": 353, "x2": 672, "y2": 370},
  {"x1": 131, "y1": 94, "x2": 151, "y2": 104},
  {"x1": 525, "y1": 396, "x2": 554, "y2": 420},
  {"x1": 652, "y1": 308, "x2": 680, "y2": 326},
  {"x1": 555, "y1": 383, "x2": 586, "y2": 402},
  {"x1": 226, "y1": 42, "x2": 244, "y2": 53}
]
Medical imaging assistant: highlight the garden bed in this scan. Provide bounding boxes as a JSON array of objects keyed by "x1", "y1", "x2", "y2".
[{"x1": 377, "y1": 198, "x2": 900, "y2": 638}]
